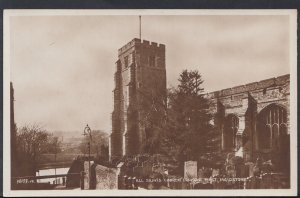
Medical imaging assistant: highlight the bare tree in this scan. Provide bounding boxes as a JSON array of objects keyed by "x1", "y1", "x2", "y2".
[
  {"x1": 16, "y1": 124, "x2": 51, "y2": 176},
  {"x1": 79, "y1": 130, "x2": 109, "y2": 160},
  {"x1": 46, "y1": 135, "x2": 62, "y2": 155}
]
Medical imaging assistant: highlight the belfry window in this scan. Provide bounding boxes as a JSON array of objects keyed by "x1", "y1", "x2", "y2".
[{"x1": 124, "y1": 56, "x2": 129, "y2": 68}]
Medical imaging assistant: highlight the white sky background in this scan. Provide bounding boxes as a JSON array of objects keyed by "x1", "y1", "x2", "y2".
[{"x1": 10, "y1": 14, "x2": 290, "y2": 133}]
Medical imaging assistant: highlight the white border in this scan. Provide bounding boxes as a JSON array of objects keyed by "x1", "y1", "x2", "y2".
[{"x1": 3, "y1": 9, "x2": 298, "y2": 197}]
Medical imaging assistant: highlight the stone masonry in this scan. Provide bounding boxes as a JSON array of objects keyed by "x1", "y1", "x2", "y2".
[
  {"x1": 110, "y1": 38, "x2": 166, "y2": 162},
  {"x1": 207, "y1": 74, "x2": 290, "y2": 171},
  {"x1": 109, "y1": 38, "x2": 290, "y2": 174}
]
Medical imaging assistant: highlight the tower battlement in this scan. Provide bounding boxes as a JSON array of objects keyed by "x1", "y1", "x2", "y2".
[
  {"x1": 111, "y1": 38, "x2": 166, "y2": 161},
  {"x1": 118, "y1": 38, "x2": 165, "y2": 55}
]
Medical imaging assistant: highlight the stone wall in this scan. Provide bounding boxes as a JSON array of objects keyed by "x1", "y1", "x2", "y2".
[
  {"x1": 94, "y1": 165, "x2": 118, "y2": 189},
  {"x1": 207, "y1": 74, "x2": 290, "y2": 169},
  {"x1": 207, "y1": 74, "x2": 289, "y2": 99},
  {"x1": 82, "y1": 161, "x2": 118, "y2": 190},
  {"x1": 110, "y1": 38, "x2": 166, "y2": 160}
]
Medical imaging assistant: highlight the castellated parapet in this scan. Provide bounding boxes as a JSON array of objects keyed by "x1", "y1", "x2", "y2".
[
  {"x1": 118, "y1": 38, "x2": 165, "y2": 55},
  {"x1": 110, "y1": 38, "x2": 166, "y2": 162}
]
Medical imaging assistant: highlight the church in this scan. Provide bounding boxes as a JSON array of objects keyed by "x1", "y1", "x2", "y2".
[
  {"x1": 109, "y1": 38, "x2": 290, "y2": 174},
  {"x1": 207, "y1": 74, "x2": 290, "y2": 173},
  {"x1": 109, "y1": 38, "x2": 166, "y2": 161}
]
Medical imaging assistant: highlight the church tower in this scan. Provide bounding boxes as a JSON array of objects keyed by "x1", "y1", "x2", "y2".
[{"x1": 110, "y1": 38, "x2": 166, "y2": 161}]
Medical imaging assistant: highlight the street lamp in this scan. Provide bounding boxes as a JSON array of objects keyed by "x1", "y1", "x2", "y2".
[{"x1": 83, "y1": 124, "x2": 92, "y2": 189}]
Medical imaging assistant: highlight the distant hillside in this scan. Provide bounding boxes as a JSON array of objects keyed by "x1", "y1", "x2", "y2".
[
  {"x1": 50, "y1": 130, "x2": 109, "y2": 153},
  {"x1": 51, "y1": 130, "x2": 108, "y2": 141},
  {"x1": 38, "y1": 130, "x2": 110, "y2": 166},
  {"x1": 51, "y1": 130, "x2": 81, "y2": 140}
]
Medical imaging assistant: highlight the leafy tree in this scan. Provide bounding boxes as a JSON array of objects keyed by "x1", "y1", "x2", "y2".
[
  {"x1": 163, "y1": 70, "x2": 217, "y2": 166},
  {"x1": 135, "y1": 70, "x2": 222, "y2": 171}
]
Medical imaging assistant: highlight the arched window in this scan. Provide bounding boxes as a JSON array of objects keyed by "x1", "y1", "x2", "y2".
[
  {"x1": 257, "y1": 104, "x2": 287, "y2": 150},
  {"x1": 260, "y1": 125, "x2": 272, "y2": 149},
  {"x1": 224, "y1": 114, "x2": 239, "y2": 149}
]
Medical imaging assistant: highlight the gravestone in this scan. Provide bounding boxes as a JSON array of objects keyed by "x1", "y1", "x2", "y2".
[
  {"x1": 198, "y1": 168, "x2": 205, "y2": 179},
  {"x1": 245, "y1": 162, "x2": 255, "y2": 177},
  {"x1": 142, "y1": 160, "x2": 153, "y2": 176},
  {"x1": 212, "y1": 169, "x2": 220, "y2": 177},
  {"x1": 184, "y1": 161, "x2": 197, "y2": 180},
  {"x1": 226, "y1": 165, "x2": 236, "y2": 178},
  {"x1": 164, "y1": 169, "x2": 168, "y2": 175},
  {"x1": 227, "y1": 169, "x2": 236, "y2": 178},
  {"x1": 94, "y1": 164, "x2": 118, "y2": 189},
  {"x1": 152, "y1": 164, "x2": 164, "y2": 174},
  {"x1": 116, "y1": 162, "x2": 124, "y2": 176}
]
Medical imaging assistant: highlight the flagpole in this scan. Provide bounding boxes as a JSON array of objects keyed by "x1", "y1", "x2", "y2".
[{"x1": 139, "y1": 15, "x2": 141, "y2": 40}]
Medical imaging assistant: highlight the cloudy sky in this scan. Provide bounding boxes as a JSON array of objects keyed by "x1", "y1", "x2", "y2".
[{"x1": 9, "y1": 12, "x2": 291, "y2": 133}]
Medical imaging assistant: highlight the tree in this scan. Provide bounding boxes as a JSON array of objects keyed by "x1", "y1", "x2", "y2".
[
  {"x1": 16, "y1": 124, "x2": 52, "y2": 176},
  {"x1": 163, "y1": 70, "x2": 216, "y2": 165},
  {"x1": 45, "y1": 135, "x2": 62, "y2": 154},
  {"x1": 45, "y1": 135, "x2": 62, "y2": 174},
  {"x1": 79, "y1": 130, "x2": 109, "y2": 161},
  {"x1": 137, "y1": 84, "x2": 167, "y2": 155},
  {"x1": 125, "y1": 69, "x2": 222, "y2": 172}
]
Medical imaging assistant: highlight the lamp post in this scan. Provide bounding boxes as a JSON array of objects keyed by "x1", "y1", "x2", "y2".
[{"x1": 83, "y1": 124, "x2": 92, "y2": 189}]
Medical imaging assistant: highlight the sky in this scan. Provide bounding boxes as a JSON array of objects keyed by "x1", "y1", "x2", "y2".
[{"x1": 9, "y1": 13, "x2": 290, "y2": 133}]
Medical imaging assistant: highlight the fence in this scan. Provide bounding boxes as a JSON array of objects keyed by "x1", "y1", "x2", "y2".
[{"x1": 11, "y1": 172, "x2": 83, "y2": 190}]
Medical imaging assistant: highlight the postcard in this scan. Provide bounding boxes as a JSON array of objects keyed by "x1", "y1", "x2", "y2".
[{"x1": 3, "y1": 9, "x2": 297, "y2": 196}]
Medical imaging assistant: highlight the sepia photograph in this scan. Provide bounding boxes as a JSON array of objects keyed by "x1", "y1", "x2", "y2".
[{"x1": 3, "y1": 9, "x2": 297, "y2": 196}]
